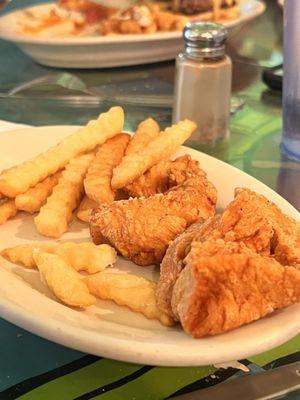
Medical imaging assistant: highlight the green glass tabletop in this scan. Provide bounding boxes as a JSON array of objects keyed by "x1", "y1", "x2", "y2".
[{"x1": 0, "y1": 0, "x2": 299, "y2": 399}]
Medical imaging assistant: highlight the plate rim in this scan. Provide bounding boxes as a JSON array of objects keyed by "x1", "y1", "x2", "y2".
[
  {"x1": 0, "y1": 0, "x2": 266, "y2": 45},
  {"x1": 0, "y1": 124, "x2": 299, "y2": 367}
]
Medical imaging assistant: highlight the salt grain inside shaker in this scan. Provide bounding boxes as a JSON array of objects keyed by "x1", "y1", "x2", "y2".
[{"x1": 172, "y1": 22, "x2": 232, "y2": 146}]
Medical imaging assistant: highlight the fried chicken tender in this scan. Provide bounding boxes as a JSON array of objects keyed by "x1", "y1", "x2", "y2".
[
  {"x1": 84, "y1": 272, "x2": 174, "y2": 326},
  {"x1": 0, "y1": 199, "x2": 17, "y2": 225},
  {"x1": 84, "y1": 134, "x2": 130, "y2": 204},
  {"x1": 33, "y1": 250, "x2": 96, "y2": 308},
  {"x1": 35, "y1": 153, "x2": 94, "y2": 238},
  {"x1": 0, "y1": 107, "x2": 124, "y2": 198},
  {"x1": 15, "y1": 172, "x2": 61, "y2": 214},
  {"x1": 125, "y1": 118, "x2": 160, "y2": 156},
  {"x1": 172, "y1": 252, "x2": 300, "y2": 337},
  {"x1": 219, "y1": 189, "x2": 300, "y2": 266},
  {"x1": 111, "y1": 119, "x2": 197, "y2": 190},
  {"x1": 124, "y1": 155, "x2": 203, "y2": 198},
  {"x1": 156, "y1": 219, "x2": 207, "y2": 317},
  {"x1": 90, "y1": 176, "x2": 217, "y2": 266}
]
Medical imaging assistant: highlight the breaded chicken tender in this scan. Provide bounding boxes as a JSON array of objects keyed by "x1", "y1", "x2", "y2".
[
  {"x1": 156, "y1": 219, "x2": 207, "y2": 317},
  {"x1": 124, "y1": 155, "x2": 203, "y2": 198},
  {"x1": 219, "y1": 189, "x2": 300, "y2": 266},
  {"x1": 90, "y1": 176, "x2": 217, "y2": 266},
  {"x1": 172, "y1": 252, "x2": 300, "y2": 337}
]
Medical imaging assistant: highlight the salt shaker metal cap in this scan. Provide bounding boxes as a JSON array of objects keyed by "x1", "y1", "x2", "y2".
[{"x1": 183, "y1": 22, "x2": 228, "y2": 59}]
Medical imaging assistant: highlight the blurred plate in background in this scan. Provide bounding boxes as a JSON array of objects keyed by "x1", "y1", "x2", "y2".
[{"x1": 0, "y1": 0, "x2": 265, "y2": 68}]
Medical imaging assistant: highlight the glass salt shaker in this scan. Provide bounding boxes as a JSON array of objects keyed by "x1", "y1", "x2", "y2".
[{"x1": 172, "y1": 22, "x2": 232, "y2": 147}]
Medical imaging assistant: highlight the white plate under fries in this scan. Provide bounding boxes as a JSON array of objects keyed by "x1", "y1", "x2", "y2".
[
  {"x1": 0, "y1": 125, "x2": 299, "y2": 367},
  {"x1": 0, "y1": 1, "x2": 265, "y2": 68}
]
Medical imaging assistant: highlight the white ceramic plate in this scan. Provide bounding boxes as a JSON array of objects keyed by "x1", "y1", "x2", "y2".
[
  {"x1": 0, "y1": 1, "x2": 265, "y2": 68},
  {"x1": 0, "y1": 125, "x2": 299, "y2": 366}
]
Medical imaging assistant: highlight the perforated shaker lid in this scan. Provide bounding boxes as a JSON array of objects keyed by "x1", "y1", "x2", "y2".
[{"x1": 183, "y1": 22, "x2": 228, "y2": 58}]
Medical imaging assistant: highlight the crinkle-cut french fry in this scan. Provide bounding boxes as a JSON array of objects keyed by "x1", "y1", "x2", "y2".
[
  {"x1": 15, "y1": 172, "x2": 61, "y2": 214},
  {"x1": 33, "y1": 251, "x2": 96, "y2": 307},
  {"x1": 125, "y1": 118, "x2": 160, "y2": 156},
  {"x1": 111, "y1": 119, "x2": 197, "y2": 190},
  {"x1": 84, "y1": 273, "x2": 174, "y2": 326},
  {"x1": 0, "y1": 200, "x2": 17, "y2": 225},
  {"x1": 84, "y1": 134, "x2": 130, "y2": 204},
  {"x1": 0, "y1": 107, "x2": 124, "y2": 198},
  {"x1": 1, "y1": 242, "x2": 116, "y2": 273},
  {"x1": 1, "y1": 243, "x2": 56, "y2": 268},
  {"x1": 77, "y1": 196, "x2": 98, "y2": 223},
  {"x1": 35, "y1": 153, "x2": 94, "y2": 238}
]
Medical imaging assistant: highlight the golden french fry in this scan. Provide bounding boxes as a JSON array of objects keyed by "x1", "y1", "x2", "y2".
[
  {"x1": 0, "y1": 107, "x2": 124, "y2": 198},
  {"x1": 35, "y1": 153, "x2": 93, "y2": 238},
  {"x1": 125, "y1": 118, "x2": 160, "y2": 156},
  {"x1": 15, "y1": 172, "x2": 61, "y2": 214},
  {"x1": 85, "y1": 273, "x2": 174, "y2": 326},
  {"x1": 111, "y1": 119, "x2": 197, "y2": 190},
  {"x1": 1, "y1": 242, "x2": 116, "y2": 273},
  {"x1": 1, "y1": 243, "x2": 56, "y2": 268},
  {"x1": 33, "y1": 251, "x2": 96, "y2": 307},
  {"x1": 77, "y1": 196, "x2": 98, "y2": 223},
  {"x1": 84, "y1": 134, "x2": 130, "y2": 204},
  {"x1": 0, "y1": 200, "x2": 17, "y2": 225}
]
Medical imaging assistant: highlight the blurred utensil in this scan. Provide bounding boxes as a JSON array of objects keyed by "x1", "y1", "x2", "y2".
[
  {"x1": 0, "y1": 73, "x2": 245, "y2": 113},
  {"x1": 0, "y1": 73, "x2": 87, "y2": 98}
]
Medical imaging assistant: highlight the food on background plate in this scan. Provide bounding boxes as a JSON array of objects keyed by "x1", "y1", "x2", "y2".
[
  {"x1": 19, "y1": 0, "x2": 240, "y2": 38},
  {"x1": 0, "y1": 105, "x2": 299, "y2": 338},
  {"x1": 111, "y1": 119, "x2": 197, "y2": 189},
  {"x1": 85, "y1": 272, "x2": 174, "y2": 326},
  {"x1": 84, "y1": 133, "x2": 130, "y2": 204},
  {"x1": 15, "y1": 171, "x2": 61, "y2": 214},
  {"x1": 33, "y1": 250, "x2": 96, "y2": 307},
  {"x1": 2, "y1": 242, "x2": 116, "y2": 274},
  {"x1": 90, "y1": 175, "x2": 217, "y2": 265},
  {"x1": 35, "y1": 153, "x2": 94, "y2": 238}
]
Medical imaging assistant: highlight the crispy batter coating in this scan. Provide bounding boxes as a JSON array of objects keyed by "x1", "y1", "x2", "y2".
[
  {"x1": 90, "y1": 176, "x2": 217, "y2": 266},
  {"x1": 156, "y1": 220, "x2": 207, "y2": 317},
  {"x1": 219, "y1": 189, "x2": 300, "y2": 265},
  {"x1": 35, "y1": 153, "x2": 93, "y2": 238},
  {"x1": 15, "y1": 172, "x2": 61, "y2": 214},
  {"x1": 33, "y1": 251, "x2": 96, "y2": 307},
  {"x1": 125, "y1": 118, "x2": 160, "y2": 156},
  {"x1": 111, "y1": 119, "x2": 197, "y2": 190},
  {"x1": 1, "y1": 242, "x2": 116, "y2": 274},
  {"x1": 0, "y1": 107, "x2": 124, "y2": 198},
  {"x1": 84, "y1": 133, "x2": 130, "y2": 204},
  {"x1": 85, "y1": 272, "x2": 174, "y2": 326},
  {"x1": 124, "y1": 155, "x2": 203, "y2": 198},
  {"x1": 0, "y1": 199, "x2": 17, "y2": 225},
  {"x1": 172, "y1": 252, "x2": 300, "y2": 337}
]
